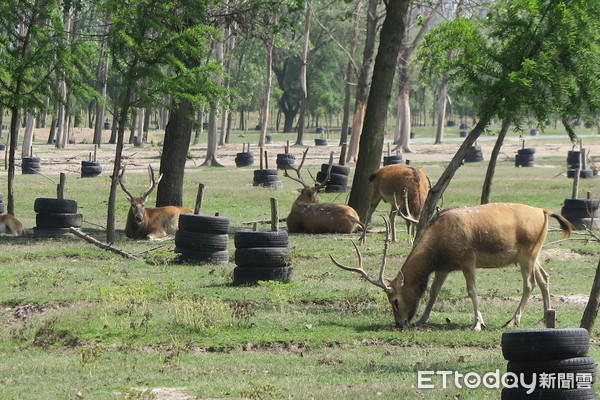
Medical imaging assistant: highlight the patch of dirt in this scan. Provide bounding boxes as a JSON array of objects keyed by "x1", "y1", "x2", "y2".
[
  {"x1": 129, "y1": 387, "x2": 200, "y2": 400},
  {"x1": 540, "y1": 248, "x2": 585, "y2": 261}
]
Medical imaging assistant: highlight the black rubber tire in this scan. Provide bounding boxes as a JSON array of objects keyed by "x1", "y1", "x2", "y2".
[
  {"x1": 464, "y1": 147, "x2": 484, "y2": 163},
  {"x1": 324, "y1": 184, "x2": 351, "y2": 193},
  {"x1": 0, "y1": 193, "x2": 3, "y2": 202},
  {"x1": 233, "y1": 266, "x2": 293, "y2": 284},
  {"x1": 518, "y1": 148, "x2": 536, "y2": 155},
  {"x1": 561, "y1": 206, "x2": 598, "y2": 219},
  {"x1": 315, "y1": 171, "x2": 348, "y2": 186},
  {"x1": 564, "y1": 199, "x2": 600, "y2": 209},
  {"x1": 234, "y1": 230, "x2": 289, "y2": 249},
  {"x1": 501, "y1": 388, "x2": 595, "y2": 400},
  {"x1": 529, "y1": 128, "x2": 539, "y2": 136},
  {"x1": 175, "y1": 248, "x2": 229, "y2": 264},
  {"x1": 501, "y1": 328, "x2": 589, "y2": 362},
  {"x1": 459, "y1": 123, "x2": 469, "y2": 129},
  {"x1": 253, "y1": 169, "x2": 278, "y2": 178},
  {"x1": 177, "y1": 213, "x2": 230, "y2": 234},
  {"x1": 567, "y1": 151, "x2": 582, "y2": 169},
  {"x1": 320, "y1": 163, "x2": 351, "y2": 176},
  {"x1": 23, "y1": 157, "x2": 41, "y2": 163},
  {"x1": 515, "y1": 156, "x2": 535, "y2": 167},
  {"x1": 253, "y1": 175, "x2": 282, "y2": 184},
  {"x1": 32, "y1": 227, "x2": 74, "y2": 238},
  {"x1": 314, "y1": 138, "x2": 328, "y2": 146},
  {"x1": 81, "y1": 160, "x2": 100, "y2": 167},
  {"x1": 34, "y1": 198, "x2": 78, "y2": 214},
  {"x1": 234, "y1": 247, "x2": 291, "y2": 268},
  {"x1": 22, "y1": 160, "x2": 41, "y2": 174},
  {"x1": 235, "y1": 152, "x2": 254, "y2": 167},
  {"x1": 567, "y1": 169, "x2": 595, "y2": 179},
  {"x1": 507, "y1": 357, "x2": 596, "y2": 384},
  {"x1": 565, "y1": 217, "x2": 600, "y2": 230},
  {"x1": 253, "y1": 179, "x2": 283, "y2": 189},
  {"x1": 174, "y1": 231, "x2": 229, "y2": 251},
  {"x1": 276, "y1": 154, "x2": 295, "y2": 170},
  {"x1": 0, "y1": 144, "x2": 5, "y2": 150},
  {"x1": 36, "y1": 213, "x2": 83, "y2": 228},
  {"x1": 383, "y1": 155, "x2": 404, "y2": 166},
  {"x1": 459, "y1": 130, "x2": 468, "y2": 137},
  {"x1": 81, "y1": 165, "x2": 103, "y2": 177}
]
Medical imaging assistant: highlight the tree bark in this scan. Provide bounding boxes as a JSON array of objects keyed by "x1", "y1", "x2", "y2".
[
  {"x1": 346, "y1": 0, "x2": 379, "y2": 163},
  {"x1": 348, "y1": 0, "x2": 411, "y2": 220},
  {"x1": 481, "y1": 117, "x2": 511, "y2": 204},
  {"x1": 581, "y1": 258, "x2": 600, "y2": 332},
  {"x1": 21, "y1": 113, "x2": 35, "y2": 158},
  {"x1": 294, "y1": 0, "x2": 312, "y2": 146},
  {"x1": 434, "y1": 75, "x2": 448, "y2": 144},
  {"x1": 7, "y1": 107, "x2": 19, "y2": 216},
  {"x1": 156, "y1": 99, "x2": 194, "y2": 207},
  {"x1": 258, "y1": 36, "x2": 274, "y2": 147}
]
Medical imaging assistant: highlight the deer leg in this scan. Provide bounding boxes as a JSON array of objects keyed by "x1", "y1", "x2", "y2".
[
  {"x1": 360, "y1": 201, "x2": 380, "y2": 245},
  {"x1": 388, "y1": 208, "x2": 397, "y2": 242},
  {"x1": 503, "y1": 260, "x2": 536, "y2": 328},
  {"x1": 415, "y1": 271, "x2": 449, "y2": 326},
  {"x1": 462, "y1": 267, "x2": 486, "y2": 331},
  {"x1": 534, "y1": 261, "x2": 551, "y2": 320}
]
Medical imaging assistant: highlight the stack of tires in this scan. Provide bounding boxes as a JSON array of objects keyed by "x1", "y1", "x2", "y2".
[
  {"x1": 316, "y1": 163, "x2": 351, "y2": 193},
  {"x1": 233, "y1": 230, "x2": 292, "y2": 284},
  {"x1": 276, "y1": 153, "x2": 295, "y2": 170},
  {"x1": 383, "y1": 154, "x2": 404, "y2": 166},
  {"x1": 33, "y1": 198, "x2": 82, "y2": 238},
  {"x1": 464, "y1": 146, "x2": 484, "y2": 163},
  {"x1": 561, "y1": 198, "x2": 600, "y2": 230},
  {"x1": 314, "y1": 138, "x2": 328, "y2": 146},
  {"x1": 174, "y1": 213, "x2": 230, "y2": 264},
  {"x1": 22, "y1": 157, "x2": 41, "y2": 175},
  {"x1": 253, "y1": 169, "x2": 283, "y2": 189},
  {"x1": 501, "y1": 328, "x2": 595, "y2": 399},
  {"x1": 566, "y1": 151, "x2": 594, "y2": 179},
  {"x1": 81, "y1": 160, "x2": 102, "y2": 177},
  {"x1": 515, "y1": 148, "x2": 535, "y2": 167},
  {"x1": 0, "y1": 193, "x2": 4, "y2": 213},
  {"x1": 235, "y1": 151, "x2": 254, "y2": 167}
]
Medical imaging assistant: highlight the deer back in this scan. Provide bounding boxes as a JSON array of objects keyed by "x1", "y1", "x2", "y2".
[
  {"x1": 369, "y1": 164, "x2": 430, "y2": 218},
  {"x1": 287, "y1": 201, "x2": 362, "y2": 233}
]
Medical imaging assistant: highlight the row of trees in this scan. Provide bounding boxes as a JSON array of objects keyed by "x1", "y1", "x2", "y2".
[{"x1": 1, "y1": 0, "x2": 599, "y2": 241}]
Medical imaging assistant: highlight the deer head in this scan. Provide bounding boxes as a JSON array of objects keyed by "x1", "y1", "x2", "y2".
[{"x1": 118, "y1": 164, "x2": 163, "y2": 224}]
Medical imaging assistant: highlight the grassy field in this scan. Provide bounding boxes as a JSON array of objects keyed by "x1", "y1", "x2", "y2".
[{"x1": 0, "y1": 128, "x2": 598, "y2": 399}]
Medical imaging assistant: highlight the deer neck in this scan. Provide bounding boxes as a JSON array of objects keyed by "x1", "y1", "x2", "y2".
[{"x1": 400, "y1": 246, "x2": 435, "y2": 300}]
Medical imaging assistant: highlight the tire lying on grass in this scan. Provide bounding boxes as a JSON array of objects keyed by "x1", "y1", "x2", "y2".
[
  {"x1": 33, "y1": 198, "x2": 82, "y2": 238},
  {"x1": 34, "y1": 198, "x2": 78, "y2": 214},
  {"x1": 174, "y1": 213, "x2": 230, "y2": 264},
  {"x1": 233, "y1": 229, "x2": 292, "y2": 284},
  {"x1": 501, "y1": 387, "x2": 596, "y2": 400},
  {"x1": 81, "y1": 161, "x2": 102, "y2": 177},
  {"x1": 233, "y1": 266, "x2": 293, "y2": 283},
  {"x1": 177, "y1": 213, "x2": 230, "y2": 234},
  {"x1": 501, "y1": 328, "x2": 590, "y2": 362},
  {"x1": 234, "y1": 230, "x2": 289, "y2": 249}
]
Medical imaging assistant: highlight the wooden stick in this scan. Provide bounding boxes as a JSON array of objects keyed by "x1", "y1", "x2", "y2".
[
  {"x1": 57, "y1": 173, "x2": 66, "y2": 199},
  {"x1": 572, "y1": 168, "x2": 580, "y2": 199},
  {"x1": 94, "y1": 145, "x2": 98, "y2": 162},
  {"x1": 270, "y1": 197, "x2": 279, "y2": 232},
  {"x1": 194, "y1": 183, "x2": 205, "y2": 214},
  {"x1": 68, "y1": 228, "x2": 141, "y2": 260},
  {"x1": 264, "y1": 150, "x2": 269, "y2": 170},
  {"x1": 259, "y1": 146, "x2": 264, "y2": 169}
]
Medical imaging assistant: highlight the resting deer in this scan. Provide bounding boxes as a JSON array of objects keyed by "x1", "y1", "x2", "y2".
[
  {"x1": 284, "y1": 149, "x2": 363, "y2": 234},
  {"x1": 0, "y1": 214, "x2": 23, "y2": 236},
  {"x1": 361, "y1": 163, "x2": 430, "y2": 243},
  {"x1": 119, "y1": 165, "x2": 193, "y2": 239},
  {"x1": 331, "y1": 202, "x2": 573, "y2": 331}
]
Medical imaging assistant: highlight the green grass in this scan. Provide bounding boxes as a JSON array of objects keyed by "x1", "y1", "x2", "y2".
[{"x1": 0, "y1": 136, "x2": 599, "y2": 399}]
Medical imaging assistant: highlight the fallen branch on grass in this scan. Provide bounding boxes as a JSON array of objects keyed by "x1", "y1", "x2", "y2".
[{"x1": 68, "y1": 228, "x2": 141, "y2": 261}]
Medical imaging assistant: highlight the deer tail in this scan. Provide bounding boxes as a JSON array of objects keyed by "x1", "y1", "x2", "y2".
[{"x1": 545, "y1": 210, "x2": 573, "y2": 239}]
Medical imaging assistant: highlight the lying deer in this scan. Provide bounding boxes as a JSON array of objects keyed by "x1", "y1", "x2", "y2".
[
  {"x1": 284, "y1": 149, "x2": 363, "y2": 234},
  {"x1": 0, "y1": 214, "x2": 23, "y2": 236},
  {"x1": 361, "y1": 163, "x2": 430, "y2": 243},
  {"x1": 119, "y1": 165, "x2": 193, "y2": 239},
  {"x1": 331, "y1": 202, "x2": 572, "y2": 331}
]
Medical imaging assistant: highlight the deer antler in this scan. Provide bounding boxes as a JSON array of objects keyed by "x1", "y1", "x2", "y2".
[
  {"x1": 283, "y1": 148, "x2": 310, "y2": 187},
  {"x1": 314, "y1": 151, "x2": 334, "y2": 191},
  {"x1": 118, "y1": 164, "x2": 135, "y2": 199},
  {"x1": 395, "y1": 188, "x2": 419, "y2": 225},
  {"x1": 330, "y1": 216, "x2": 393, "y2": 292},
  {"x1": 142, "y1": 165, "x2": 163, "y2": 199}
]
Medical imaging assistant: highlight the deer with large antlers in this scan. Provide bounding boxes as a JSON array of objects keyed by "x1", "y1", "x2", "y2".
[
  {"x1": 284, "y1": 149, "x2": 363, "y2": 234},
  {"x1": 331, "y1": 202, "x2": 573, "y2": 331},
  {"x1": 361, "y1": 163, "x2": 430, "y2": 243},
  {"x1": 119, "y1": 165, "x2": 193, "y2": 239}
]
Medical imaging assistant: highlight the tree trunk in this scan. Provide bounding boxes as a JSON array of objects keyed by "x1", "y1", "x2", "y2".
[
  {"x1": 295, "y1": 0, "x2": 312, "y2": 146},
  {"x1": 346, "y1": 0, "x2": 379, "y2": 163},
  {"x1": 397, "y1": 81, "x2": 413, "y2": 152},
  {"x1": 348, "y1": 0, "x2": 411, "y2": 220},
  {"x1": 434, "y1": 75, "x2": 448, "y2": 144},
  {"x1": 258, "y1": 37, "x2": 274, "y2": 147},
  {"x1": 93, "y1": 36, "x2": 109, "y2": 146},
  {"x1": 201, "y1": 104, "x2": 224, "y2": 167},
  {"x1": 7, "y1": 107, "x2": 19, "y2": 216},
  {"x1": 581, "y1": 258, "x2": 600, "y2": 332},
  {"x1": 156, "y1": 99, "x2": 193, "y2": 207},
  {"x1": 21, "y1": 113, "x2": 35, "y2": 158},
  {"x1": 339, "y1": 0, "x2": 363, "y2": 148},
  {"x1": 481, "y1": 117, "x2": 511, "y2": 204}
]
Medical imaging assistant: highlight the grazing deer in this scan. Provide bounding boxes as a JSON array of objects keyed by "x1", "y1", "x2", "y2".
[
  {"x1": 0, "y1": 214, "x2": 23, "y2": 236},
  {"x1": 119, "y1": 165, "x2": 193, "y2": 239},
  {"x1": 284, "y1": 149, "x2": 363, "y2": 234},
  {"x1": 361, "y1": 163, "x2": 430, "y2": 243},
  {"x1": 331, "y1": 202, "x2": 573, "y2": 331}
]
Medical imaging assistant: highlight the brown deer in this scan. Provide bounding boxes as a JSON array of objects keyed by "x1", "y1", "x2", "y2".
[
  {"x1": 284, "y1": 149, "x2": 363, "y2": 234},
  {"x1": 331, "y1": 202, "x2": 573, "y2": 331},
  {"x1": 361, "y1": 163, "x2": 430, "y2": 243},
  {"x1": 119, "y1": 165, "x2": 193, "y2": 239},
  {"x1": 0, "y1": 214, "x2": 23, "y2": 236}
]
